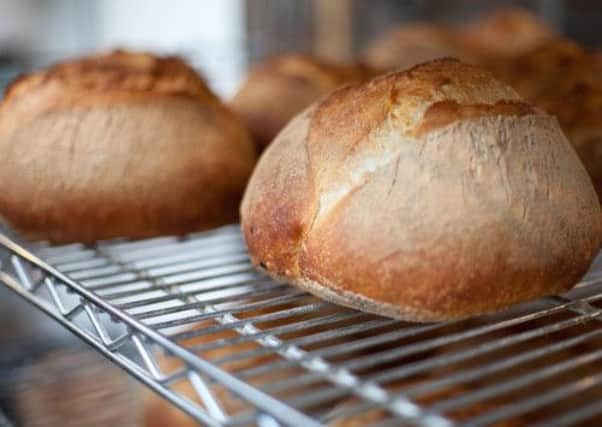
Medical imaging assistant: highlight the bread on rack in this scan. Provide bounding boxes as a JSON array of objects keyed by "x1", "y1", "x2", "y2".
[
  {"x1": 493, "y1": 40, "x2": 602, "y2": 200},
  {"x1": 0, "y1": 50, "x2": 257, "y2": 243},
  {"x1": 362, "y1": 23, "x2": 477, "y2": 71},
  {"x1": 229, "y1": 54, "x2": 373, "y2": 150},
  {"x1": 241, "y1": 58, "x2": 601, "y2": 322}
]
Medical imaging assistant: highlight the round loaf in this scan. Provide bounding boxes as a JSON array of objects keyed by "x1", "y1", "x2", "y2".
[
  {"x1": 362, "y1": 23, "x2": 477, "y2": 71},
  {"x1": 229, "y1": 54, "x2": 372, "y2": 150},
  {"x1": 241, "y1": 58, "x2": 601, "y2": 322},
  {"x1": 0, "y1": 51, "x2": 257, "y2": 242}
]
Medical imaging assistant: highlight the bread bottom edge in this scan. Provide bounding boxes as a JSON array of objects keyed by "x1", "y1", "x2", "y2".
[{"x1": 261, "y1": 268, "x2": 451, "y2": 322}]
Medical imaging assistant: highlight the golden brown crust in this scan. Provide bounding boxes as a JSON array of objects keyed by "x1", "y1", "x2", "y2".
[
  {"x1": 242, "y1": 107, "x2": 317, "y2": 277},
  {"x1": 414, "y1": 100, "x2": 536, "y2": 136},
  {"x1": 1, "y1": 50, "x2": 217, "y2": 132},
  {"x1": 4, "y1": 50, "x2": 215, "y2": 101},
  {"x1": 241, "y1": 58, "x2": 601, "y2": 321},
  {"x1": 229, "y1": 54, "x2": 374, "y2": 150},
  {"x1": 0, "y1": 51, "x2": 256, "y2": 243}
]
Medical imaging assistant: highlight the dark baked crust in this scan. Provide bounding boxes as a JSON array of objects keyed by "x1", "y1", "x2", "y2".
[
  {"x1": 0, "y1": 50, "x2": 256, "y2": 242},
  {"x1": 241, "y1": 58, "x2": 601, "y2": 321},
  {"x1": 229, "y1": 54, "x2": 373, "y2": 150}
]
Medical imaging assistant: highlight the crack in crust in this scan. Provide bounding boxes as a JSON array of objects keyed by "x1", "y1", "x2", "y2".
[{"x1": 306, "y1": 59, "x2": 535, "y2": 230}]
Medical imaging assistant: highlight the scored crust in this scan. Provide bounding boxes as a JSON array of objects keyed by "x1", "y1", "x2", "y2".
[
  {"x1": 0, "y1": 50, "x2": 256, "y2": 243},
  {"x1": 241, "y1": 58, "x2": 601, "y2": 321}
]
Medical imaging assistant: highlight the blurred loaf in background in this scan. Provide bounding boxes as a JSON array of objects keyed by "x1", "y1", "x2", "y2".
[
  {"x1": 0, "y1": 50, "x2": 257, "y2": 243},
  {"x1": 229, "y1": 54, "x2": 373, "y2": 150},
  {"x1": 361, "y1": 7, "x2": 557, "y2": 72}
]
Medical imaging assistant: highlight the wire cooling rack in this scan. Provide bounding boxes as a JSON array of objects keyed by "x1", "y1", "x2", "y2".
[{"x1": 1, "y1": 224, "x2": 602, "y2": 427}]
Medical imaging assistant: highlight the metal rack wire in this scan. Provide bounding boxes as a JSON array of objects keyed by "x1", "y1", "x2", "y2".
[{"x1": 1, "y1": 224, "x2": 602, "y2": 426}]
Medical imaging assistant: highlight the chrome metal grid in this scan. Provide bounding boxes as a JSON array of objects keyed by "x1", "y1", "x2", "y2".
[{"x1": 1, "y1": 225, "x2": 602, "y2": 426}]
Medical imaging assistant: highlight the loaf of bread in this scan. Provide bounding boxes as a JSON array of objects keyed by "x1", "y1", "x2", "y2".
[
  {"x1": 241, "y1": 58, "x2": 601, "y2": 322},
  {"x1": 229, "y1": 54, "x2": 372, "y2": 150},
  {"x1": 362, "y1": 23, "x2": 477, "y2": 71},
  {"x1": 0, "y1": 50, "x2": 256, "y2": 243},
  {"x1": 493, "y1": 40, "x2": 602, "y2": 200}
]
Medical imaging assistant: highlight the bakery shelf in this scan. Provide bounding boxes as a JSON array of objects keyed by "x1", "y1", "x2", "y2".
[{"x1": 1, "y1": 225, "x2": 602, "y2": 426}]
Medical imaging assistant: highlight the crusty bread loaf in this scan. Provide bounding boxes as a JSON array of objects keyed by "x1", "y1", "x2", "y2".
[
  {"x1": 229, "y1": 54, "x2": 373, "y2": 150},
  {"x1": 241, "y1": 58, "x2": 601, "y2": 322},
  {"x1": 362, "y1": 23, "x2": 477, "y2": 71},
  {"x1": 0, "y1": 50, "x2": 257, "y2": 242}
]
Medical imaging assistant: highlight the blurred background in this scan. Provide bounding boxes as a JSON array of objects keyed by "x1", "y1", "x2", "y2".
[
  {"x1": 0, "y1": 0, "x2": 600, "y2": 97},
  {"x1": 0, "y1": 1, "x2": 600, "y2": 426}
]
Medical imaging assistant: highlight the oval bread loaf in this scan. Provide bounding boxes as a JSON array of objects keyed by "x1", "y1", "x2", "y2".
[
  {"x1": 241, "y1": 58, "x2": 601, "y2": 322},
  {"x1": 0, "y1": 51, "x2": 257, "y2": 242}
]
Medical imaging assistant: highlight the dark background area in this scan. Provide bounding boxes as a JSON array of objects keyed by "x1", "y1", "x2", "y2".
[{"x1": 246, "y1": 0, "x2": 601, "y2": 62}]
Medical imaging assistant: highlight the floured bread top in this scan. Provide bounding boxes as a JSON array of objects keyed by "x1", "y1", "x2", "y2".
[
  {"x1": 0, "y1": 50, "x2": 218, "y2": 135},
  {"x1": 4, "y1": 50, "x2": 215, "y2": 102},
  {"x1": 307, "y1": 58, "x2": 538, "y2": 222}
]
